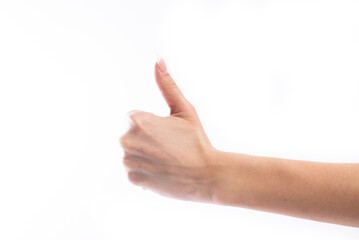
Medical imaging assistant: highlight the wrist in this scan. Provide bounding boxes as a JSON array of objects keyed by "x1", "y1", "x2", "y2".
[
  {"x1": 207, "y1": 150, "x2": 257, "y2": 208},
  {"x1": 206, "y1": 149, "x2": 237, "y2": 206}
]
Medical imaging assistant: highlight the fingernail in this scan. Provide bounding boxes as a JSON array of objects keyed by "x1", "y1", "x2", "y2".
[{"x1": 157, "y1": 58, "x2": 168, "y2": 73}]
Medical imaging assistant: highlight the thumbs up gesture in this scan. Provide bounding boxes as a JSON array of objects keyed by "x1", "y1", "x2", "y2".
[{"x1": 120, "y1": 59, "x2": 217, "y2": 203}]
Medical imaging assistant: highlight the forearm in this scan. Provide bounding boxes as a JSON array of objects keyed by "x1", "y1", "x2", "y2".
[{"x1": 209, "y1": 150, "x2": 359, "y2": 227}]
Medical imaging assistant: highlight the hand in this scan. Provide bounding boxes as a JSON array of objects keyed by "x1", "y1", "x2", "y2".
[
  {"x1": 119, "y1": 60, "x2": 359, "y2": 228},
  {"x1": 120, "y1": 59, "x2": 216, "y2": 203}
]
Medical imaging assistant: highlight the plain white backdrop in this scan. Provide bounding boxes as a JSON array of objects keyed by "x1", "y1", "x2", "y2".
[{"x1": 0, "y1": 0, "x2": 359, "y2": 239}]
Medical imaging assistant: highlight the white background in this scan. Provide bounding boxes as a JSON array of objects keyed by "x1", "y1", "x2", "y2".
[{"x1": 0, "y1": 0, "x2": 359, "y2": 239}]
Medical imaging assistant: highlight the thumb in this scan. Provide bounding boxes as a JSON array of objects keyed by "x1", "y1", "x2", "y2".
[{"x1": 155, "y1": 59, "x2": 197, "y2": 120}]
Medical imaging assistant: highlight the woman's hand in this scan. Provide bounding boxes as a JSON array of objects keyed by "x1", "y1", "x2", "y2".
[
  {"x1": 119, "y1": 59, "x2": 216, "y2": 203},
  {"x1": 119, "y1": 59, "x2": 359, "y2": 227}
]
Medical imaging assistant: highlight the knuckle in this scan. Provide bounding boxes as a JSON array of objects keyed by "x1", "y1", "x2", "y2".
[
  {"x1": 127, "y1": 110, "x2": 141, "y2": 121},
  {"x1": 125, "y1": 110, "x2": 139, "y2": 127},
  {"x1": 119, "y1": 134, "x2": 131, "y2": 148},
  {"x1": 120, "y1": 136, "x2": 146, "y2": 155},
  {"x1": 166, "y1": 79, "x2": 178, "y2": 90},
  {"x1": 128, "y1": 111, "x2": 154, "y2": 129},
  {"x1": 122, "y1": 157, "x2": 137, "y2": 169},
  {"x1": 127, "y1": 171, "x2": 146, "y2": 185}
]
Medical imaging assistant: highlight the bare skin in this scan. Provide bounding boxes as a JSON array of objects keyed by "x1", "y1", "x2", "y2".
[{"x1": 119, "y1": 59, "x2": 359, "y2": 228}]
